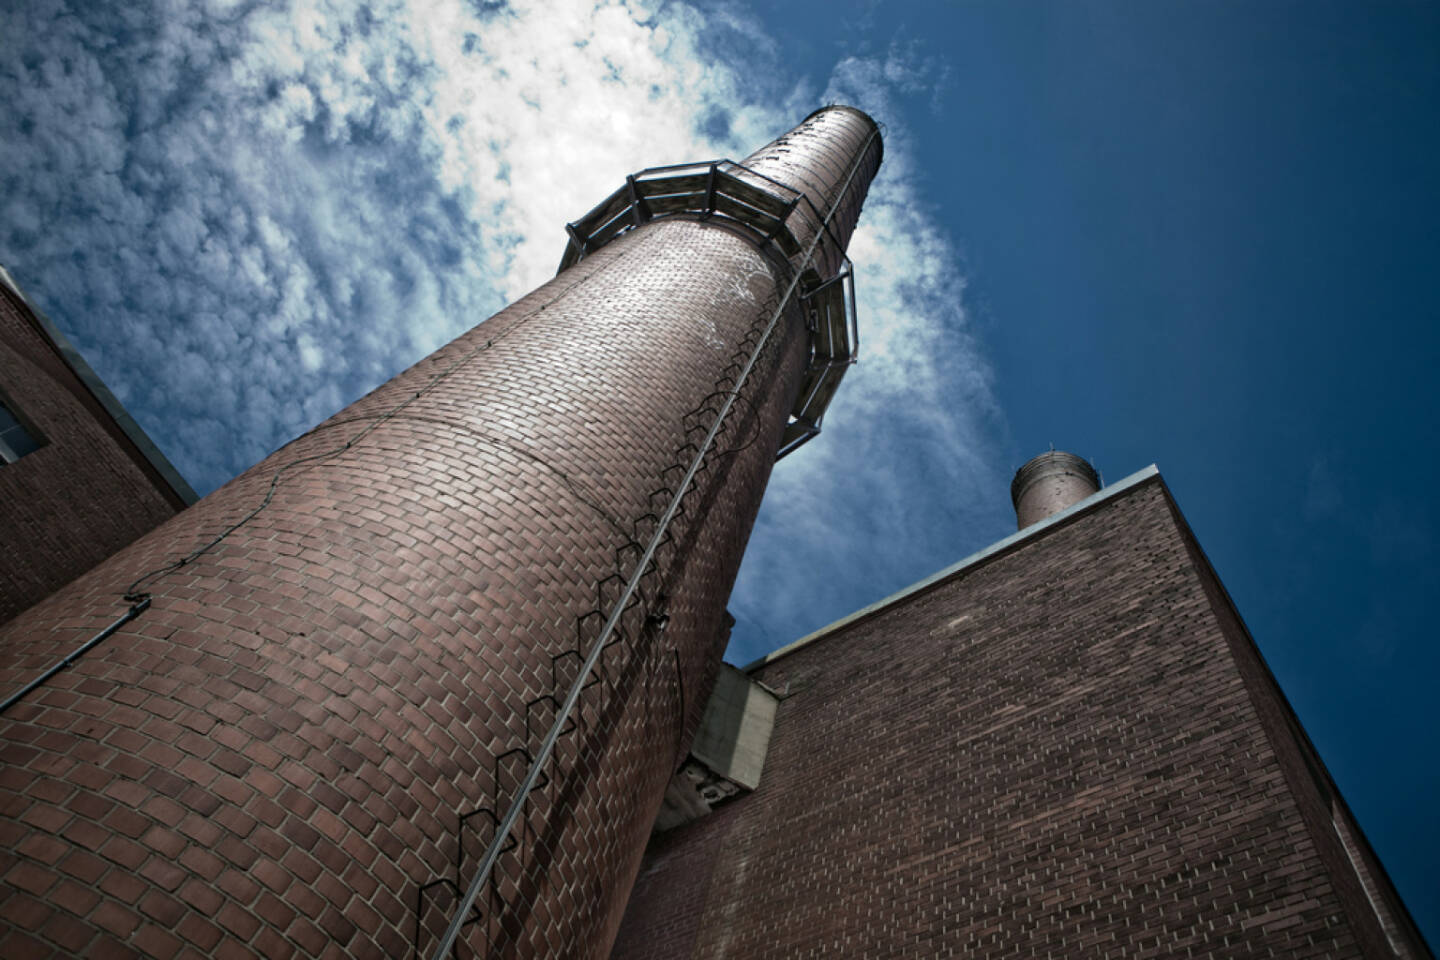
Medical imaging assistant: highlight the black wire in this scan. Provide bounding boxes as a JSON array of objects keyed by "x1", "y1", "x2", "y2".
[
  {"x1": 123, "y1": 136, "x2": 869, "y2": 603},
  {"x1": 365, "y1": 411, "x2": 632, "y2": 541},
  {"x1": 124, "y1": 255, "x2": 621, "y2": 601}
]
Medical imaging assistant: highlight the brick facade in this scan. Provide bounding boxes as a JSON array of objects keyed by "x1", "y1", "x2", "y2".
[
  {"x1": 0, "y1": 108, "x2": 881, "y2": 958},
  {"x1": 611, "y1": 473, "x2": 1431, "y2": 959},
  {"x1": 0, "y1": 280, "x2": 190, "y2": 625}
]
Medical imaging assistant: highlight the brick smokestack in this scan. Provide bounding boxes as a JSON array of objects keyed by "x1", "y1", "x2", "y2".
[
  {"x1": 1010, "y1": 450, "x2": 1101, "y2": 529},
  {"x1": 0, "y1": 107, "x2": 881, "y2": 958}
]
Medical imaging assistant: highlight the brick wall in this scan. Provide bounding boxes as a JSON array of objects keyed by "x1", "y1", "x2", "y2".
[
  {"x1": 611, "y1": 476, "x2": 1431, "y2": 959},
  {"x1": 0, "y1": 108, "x2": 882, "y2": 958},
  {"x1": 1163, "y1": 485, "x2": 1431, "y2": 958},
  {"x1": 0, "y1": 283, "x2": 184, "y2": 624}
]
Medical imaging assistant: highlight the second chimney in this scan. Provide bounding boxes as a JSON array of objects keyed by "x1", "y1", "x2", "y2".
[{"x1": 1011, "y1": 450, "x2": 1100, "y2": 529}]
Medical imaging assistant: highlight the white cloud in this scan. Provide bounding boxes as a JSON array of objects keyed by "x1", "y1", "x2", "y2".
[
  {"x1": 726, "y1": 45, "x2": 1008, "y2": 660},
  {"x1": 1, "y1": 0, "x2": 799, "y2": 492},
  {"x1": 0, "y1": 1, "x2": 1006, "y2": 657}
]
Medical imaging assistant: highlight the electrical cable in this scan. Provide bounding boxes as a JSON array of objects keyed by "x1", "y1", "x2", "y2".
[
  {"x1": 8, "y1": 243, "x2": 634, "y2": 712},
  {"x1": 122, "y1": 250, "x2": 628, "y2": 602},
  {"x1": 357, "y1": 411, "x2": 633, "y2": 541},
  {"x1": 0, "y1": 596, "x2": 151, "y2": 716}
]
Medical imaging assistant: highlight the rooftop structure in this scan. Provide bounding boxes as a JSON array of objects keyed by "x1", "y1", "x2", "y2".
[{"x1": 612, "y1": 458, "x2": 1432, "y2": 959}]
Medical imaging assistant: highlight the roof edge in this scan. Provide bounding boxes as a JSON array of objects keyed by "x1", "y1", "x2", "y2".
[
  {"x1": 741, "y1": 464, "x2": 1161, "y2": 672},
  {"x1": 1150, "y1": 473, "x2": 1437, "y2": 958},
  {"x1": 0, "y1": 264, "x2": 199, "y2": 506}
]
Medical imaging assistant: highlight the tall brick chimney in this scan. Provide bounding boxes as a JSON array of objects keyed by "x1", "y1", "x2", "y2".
[
  {"x1": 0, "y1": 107, "x2": 881, "y2": 958},
  {"x1": 1010, "y1": 450, "x2": 1100, "y2": 529}
]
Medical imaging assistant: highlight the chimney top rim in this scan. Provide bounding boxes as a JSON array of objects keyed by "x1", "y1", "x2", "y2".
[{"x1": 1010, "y1": 450, "x2": 1101, "y2": 508}]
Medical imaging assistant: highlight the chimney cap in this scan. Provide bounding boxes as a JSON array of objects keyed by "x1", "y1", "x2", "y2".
[{"x1": 1010, "y1": 450, "x2": 1101, "y2": 529}]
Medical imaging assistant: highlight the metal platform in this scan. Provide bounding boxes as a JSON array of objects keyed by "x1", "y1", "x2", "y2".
[{"x1": 557, "y1": 160, "x2": 860, "y2": 460}]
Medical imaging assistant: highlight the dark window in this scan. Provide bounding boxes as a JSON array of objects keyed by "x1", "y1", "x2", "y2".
[{"x1": 0, "y1": 397, "x2": 41, "y2": 463}]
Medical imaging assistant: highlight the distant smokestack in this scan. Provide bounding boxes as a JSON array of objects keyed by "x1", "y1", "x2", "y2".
[{"x1": 1011, "y1": 450, "x2": 1100, "y2": 529}]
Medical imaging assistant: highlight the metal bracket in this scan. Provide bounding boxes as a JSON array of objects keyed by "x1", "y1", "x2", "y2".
[{"x1": 778, "y1": 262, "x2": 859, "y2": 459}]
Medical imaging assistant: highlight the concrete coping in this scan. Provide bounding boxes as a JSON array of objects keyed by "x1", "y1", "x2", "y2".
[{"x1": 741, "y1": 464, "x2": 1161, "y2": 673}]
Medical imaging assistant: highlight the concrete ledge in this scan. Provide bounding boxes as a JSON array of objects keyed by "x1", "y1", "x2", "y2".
[{"x1": 652, "y1": 664, "x2": 778, "y2": 833}]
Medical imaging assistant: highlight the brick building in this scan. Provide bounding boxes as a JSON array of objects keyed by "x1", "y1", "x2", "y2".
[
  {"x1": 0, "y1": 267, "x2": 196, "y2": 625},
  {"x1": 0, "y1": 101, "x2": 1431, "y2": 959},
  {"x1": 612, "y1": 454, "x2": 1433, "y2": 959}
]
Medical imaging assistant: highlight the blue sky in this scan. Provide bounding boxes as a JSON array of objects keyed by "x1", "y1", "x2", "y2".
[{"x1": 2, "y1": 0, "x2": 1435, "y2": 945}]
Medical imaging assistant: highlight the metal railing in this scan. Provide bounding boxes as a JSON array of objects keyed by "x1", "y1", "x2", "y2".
[{"x1": 556, "y1": 156, "x2": 863, "y2": 461}]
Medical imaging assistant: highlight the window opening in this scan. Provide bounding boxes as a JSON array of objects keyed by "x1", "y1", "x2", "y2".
[{"x1": 0, "y1": 397, "x2": 41, "y2": 463}]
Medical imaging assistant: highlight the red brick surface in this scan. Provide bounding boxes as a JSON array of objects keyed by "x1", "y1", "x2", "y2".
[
  {"x1": 0, "y1": 284, "x2": 183, "y2": 625},
  {"x1": 1167, "y1": 489, "x2": 1430, "y2": 958},
  {"x1": 611, "y1": 477, "x2": 1431, "y2": 959},
  {"x1": 0, "y1": 108, "x2": 881, "y2": 958}
]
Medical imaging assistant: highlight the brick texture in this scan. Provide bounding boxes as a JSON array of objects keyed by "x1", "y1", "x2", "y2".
[
  {"x1": 0, "y1": 283, "x2": 185, "y2": 625},
  {"x1": 0, "y1": 107, "x2": 881, "y2": 958},
  {"x1": 611, "y1": 476, "x2": 1432, "y2": 959}
]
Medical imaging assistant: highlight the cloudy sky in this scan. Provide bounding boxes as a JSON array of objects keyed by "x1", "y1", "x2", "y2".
[{"x1": 3, "y1": 0, "x2": 1436, "y2": 944}]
